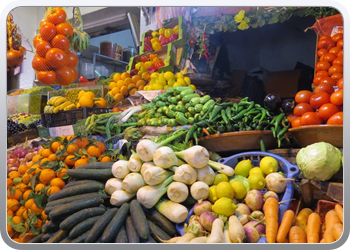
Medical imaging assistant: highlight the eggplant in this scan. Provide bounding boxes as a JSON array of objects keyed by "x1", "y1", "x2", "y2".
[
  {"x1": 263, "y1": 94, "x2": 281, "y2": 113},
  {"x1": 281, "y1": 98, "x2": 295, "y2": 114}
]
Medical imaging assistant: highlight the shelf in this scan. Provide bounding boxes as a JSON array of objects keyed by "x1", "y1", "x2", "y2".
[{"x1": 93, "y1": 53, "x2": 129, "y2": 67}]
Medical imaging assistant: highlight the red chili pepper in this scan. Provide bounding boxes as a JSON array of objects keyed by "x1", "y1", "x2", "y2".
[{"x1": 204, "y1": 52, "x2": 210, "y2": 62}]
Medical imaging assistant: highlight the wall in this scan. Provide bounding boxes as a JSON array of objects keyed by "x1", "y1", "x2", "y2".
[{"x1": 89, "y1": 30, "x2": 135, "y2": 51}]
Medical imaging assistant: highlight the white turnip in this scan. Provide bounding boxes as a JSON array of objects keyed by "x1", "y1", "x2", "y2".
[
  {"x1": 235, "y1": 203, "x2": 251, "y2": 215},
  {"x1": 244, "y1": 226, "x2": 260, "y2": 243},
  {"x1": 199, "y1": 211, "x2": 218, "y2": 232},
  {"x1": 265, "y1": 172, "x2": 294, "y2": 193},
  {"x1": 263, "y1": 190, "x2": 279, "y2": 201},
  {"x1": 244, "y1": 189, "x2": 263, "y2": 211},
  {"x1": 193, "y1": 200, "x2": 212, "y2": 216},
  {"x1": 244, "y1": 220, "x2": 266, "y2": 236}
]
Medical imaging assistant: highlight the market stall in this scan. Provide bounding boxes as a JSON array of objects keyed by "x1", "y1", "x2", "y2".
[{"x1": 6, "y1": 6, "x2": 343, "y2": 245}]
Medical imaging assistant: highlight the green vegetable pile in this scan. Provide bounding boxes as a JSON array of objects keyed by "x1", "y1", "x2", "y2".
[
  {"x1": 9, "y1": 113, "x2": 41, "y2": 126},
  {"x1": 22, "y1": 86, "x2": 54, "y2": 95}
]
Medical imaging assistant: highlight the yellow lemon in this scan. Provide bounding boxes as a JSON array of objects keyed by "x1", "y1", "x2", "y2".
[
  {"x1": 259, "y1": 156, "x2": 279, "y2": 175},
  {"x1": 175, "y1": 72, "x2": 184, "y2": 79},
  {"x1": 248, "y1": 173, "x2": 266, "y2": 190},
  {"x1": 234, "y1": 159, "x2": 253, "y2": 178},
  {"x1": 249, "y1": 167, "x2": 265, "y2": 177},
  {"x1": 189, "y1": 84, "x2": 196, "y2": 91},
  {"x1": 212, "y1": 197, "x2": 238, "y2": 217},
  {"x1": 231, "y1": 181, "x2": 247, "y2": 200},
  {"x1": 152, "y1": 83, "x2": 164, "y2": 90},
  {"x1": 150, "y1": 72, "x2": 159, "y2": 79},
  {"x1": 216, "y1": 181, "x2": 235, "y2": 199},
  {"x1": 176, "y1": 78, "x2": 186, "y2": 86},
  {"x1": 184, "y1": 76, "x2": 191, "y2": 85},
  {"x1": 213, "y1": 173, "x2": 228, "y2": 185},
  {"x1": 208, "y1": 185, "x2": 218, "y2": 203},
  {"x1": 167, "y1": 78, "x2": 176, "y2": 86},
  {"x1": 164, "y1": 71, "x2": 175, "y2": 81},
  {"x1": 157, "y1": 76, "x2": 167, "y2": 86}
]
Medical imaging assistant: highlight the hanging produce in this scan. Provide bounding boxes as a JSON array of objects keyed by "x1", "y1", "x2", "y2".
[
  {"x1": 69, "y1": 7, "x2": 90, "y2": 53},
  {"x1": 7, "y1": 13, "x2": 26, "y2": 70}
]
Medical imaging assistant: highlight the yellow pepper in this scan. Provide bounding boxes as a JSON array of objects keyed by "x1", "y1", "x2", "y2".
[
  {"x1": 164, "y1": 28, "x2": 173, "y2": 38},
  {"x1": 173, "y1": 25, "x2": 179, "y2": 35},
  {"x1": 93, "y1": 97, "x2": 107, "y2": 108},
  {"x1": 151, "y1": 37, "x2": 159, "y2": 44},
  {"x1": 152, "y1": 41, "x2": 161, "y2": 52},
  {"x1": 158, "y1": 27, "x2": 165, "y2": 35},
  {"x1": 151, "y1": 31, "x2": 159, "y2": 38},
  {"x1": 79, "y1": 95, "x2": 94, "y2": 108}
]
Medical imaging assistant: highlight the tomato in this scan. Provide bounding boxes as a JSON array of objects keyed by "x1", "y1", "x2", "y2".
[
  {"x1": 312, "y1": 75, "x2": 325, "y2": 86},
  {"x1": 317, "y1": 38, "x2": 335, "y2": 50},
  {"x1": 330, "y1": 89, "x2": 343, "y2": 106},
  {"x1": 287, "y1": 113, "x2": 297, "y2": 123},
  {"x1": 51, "y1": 34, "x2": 70, "y2": 52},
  {"x1": 33, "y1": 35, "x2": 43, "y2": 48},
  {"x1": 318, "y1": 76, "x2": 336, "y2": 86},
  {"x1": 326, "y1": 111, "x2": 343, "y2": 125},
  {"x1": 328, "y1": 47, "x2": 341, "y2": 55},
  {"x1": 36, "y1": 70, "x2": 56, "y2": 85},
  {"x1": 337, "y1": 39, "x2": 343, "y2": 48},
  {"x1": 300, "y1": 112, "x2": 323, "y2": 126},
  {"x1": 66, "y1": 52, "x2": 78, "y2": 68},
  {"x1": 319, "y1": 34, "x2": 331, "y2": 41},
  {"x1": 293, "y1": 103, "x2": 314, "y2": 117},
  {"x1": 46, "y1": 7, "x2": 67, "y2": 25},
  {"x1": 55, "y1": 66, "x2": 75, "y2": 85},
  {"x1": 313, "y1": 82, "x2": 335, "y2": 95},
  {"x1": 318, "y1": 103, "x2": 339, "y2": 121},
  {"x1": 309, "y1": 92, "x2": 330, "y2": 110},
  {"x1": 295, "y1": 90, "x2": 313, "y2": 104},
  {"x1": 337, "y1": 78, "x2": 343, "y2": 89},
  {"x1": 321, "y1": 53, "x2": 336, "y2": 63},
  {"x1": 35, "y1": 40, "x2": 52, "y2": 58},
  {"x1": 39, "y1": 19, "x2": 49, "y2": 28},
  {"x1": 32, "y1": 55, "x2": 50, "y2": 71},
  {"x1": 45, "y1": 48, "x2": 68, "y2": 69},
  {"x1": 315, "y1": 70, "x2": 329, "y2": 77},
  {"x1": 56, "y1": 22, "x2": 73, "y2": 37},
  {"x1": 317, "y1": 48, "x2": 328, "y2": 57},
  {"x1": 331, "y1": 33, "x2": 343, "y2": 42},
  {"x1": 70, "y1": 67, "x2": 78, "y2": 81},
  {"x1": 315, "y1": 61, "x2": 331, "y2": 71},
  {"x1": 332, "y1": 57, "x2": 343, "y2": 66},
  {"x1": 330, "y1": 73, "x2": 343, "y2": 81},
  {"x1": 336, "y1": 49, "x2": 343, "y2": 58},
  {"x1": 39, "y1": 22, "x2": 57, "y2": 41},
  {"x1": 291, "y1": 117, "x2": 302, "y2": 128},
  {"x1": 328, "y1": 65, "x2": 343, "y2": 75}
]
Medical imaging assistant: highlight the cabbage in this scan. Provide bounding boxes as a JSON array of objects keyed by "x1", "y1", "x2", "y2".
[{"x1": 296, "y1": 142, "x2": 342, "y2": 181}]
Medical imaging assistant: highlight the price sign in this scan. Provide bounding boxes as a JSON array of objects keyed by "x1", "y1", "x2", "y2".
[{"x1": 49, "y1": 125, "x2": 75, "y2": 137}]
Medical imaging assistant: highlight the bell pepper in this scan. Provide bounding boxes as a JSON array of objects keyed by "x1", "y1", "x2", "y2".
[
  {"x1": 152, "y1": 41, "x2": 161, "y2": 52},
  {"x1": 164, "y1": 28, "x2": 173, "y2": 38},
  {"x1": 173, "y1": 25, "x2": 179, "y2": 35},
  {"x1": 149, "y1": 53, "x2": 158, "y2": 60},
  {"x1": 168, "y1": 33, "x2": 178, "y2": 42},
  {"x1": 151, "y1": 31, "x2": 159, "y2": 38},
  {"x1": 79, "y1": 95, "x2": 94, "y2": 108},
  {"x1": 141, "y1": 55, "x2": 148, "y2": 63},
  {"x1": 158, "y1": 27, "x2": 165, "y2": 35},
  {"x1": 151, "y1": 37, "x2": 159, "y2": 44},
  {"x1": 93, "y1": 97, "x2": 107, "y2": 108}
]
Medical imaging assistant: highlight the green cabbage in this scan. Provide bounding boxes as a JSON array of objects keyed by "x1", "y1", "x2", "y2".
[{"x1": 296, "y1": 142, "x2": 342, "y2": 181}]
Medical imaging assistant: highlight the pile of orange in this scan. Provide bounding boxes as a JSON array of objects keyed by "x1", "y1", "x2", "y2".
[{"x1": 6, "y1": 135, "x2": 112, "y2": 243}]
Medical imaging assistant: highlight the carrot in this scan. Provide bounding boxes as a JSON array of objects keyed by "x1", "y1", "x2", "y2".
[
  {"x1": 264, "y1": 197, "x2": 279, "y2": 243},
  {"x1": 295, "y1": 208, "x2": 313, "y2": 233},
  {"x1": 306, "y1": 213, "x2": 321, "y2": 243},
  {"x1": 331, "y1": 223, "x2": 343, "y2": 241},
  {"x1": 276, "y1": 210, "x2": 295, "y2": 243},
  {"x1": 334, "y1": 204, "x2": 343, "y2": 224},
  {"x1": 323, "y1": 228, "x2": 335, "y2": 243},
  {"x1": 289, "y1": 225, "x2": 307, "y2": 243},
  {"x1": 325, "y1": 210, "x2": 341, "y2": 232},
  {"x1": 319, "y1": 238, "x2": 326, "y2": 243}
]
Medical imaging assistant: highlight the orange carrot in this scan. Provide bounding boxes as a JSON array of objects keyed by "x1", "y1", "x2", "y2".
[
  {"x1": 264, "y1": 197, "x2": 279, "y2": 243},
  {"x1": 276, "y1": 210, "x2": 295, "y2": 243},
  {"x1": 306, "y1": 213, "x2": 321, "y2": 243},
  {"x1": 325, "y1": 210, "x2": 341, "y2": 232},
  {"x1": 289, "y1": 225, "x2": 307, "y2": 243},
  {"x1": 323, "y1": 228, "x2": 335, "y2": 243},
  {"x1": 319, "y1": 238, "x2": 326, "y2": 243},
  {"x1": 295, "y1": 208, "x2": 313, "y2": 233},
  {"x1": 334, "y1": 204, "x2": 343, "y2": 224},
  {"x1": 331, "y1": 223, "x2": 343, "y2": 241}
]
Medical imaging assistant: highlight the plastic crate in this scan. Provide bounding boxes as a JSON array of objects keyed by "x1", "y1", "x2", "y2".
[
  {"x1": 7, "y1": 94, "x2": 47, "y2": 115},
  {"x1": 176, "y1": 151, "x2": 300, "y2": 239},
  {"x1": 41, "y1": 107, "x2": 111, "y2": 128}
]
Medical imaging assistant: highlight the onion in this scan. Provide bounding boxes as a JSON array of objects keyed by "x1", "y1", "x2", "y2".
[
  {"x1": 7, "y1": 49, "x2": 23, "y2": 68},
  {"x1": 25, "y1": 152, "x2": 36, "y2": 162},
  {"x1": 13, "y1": 148, "x2": 28, "y2": 158}
]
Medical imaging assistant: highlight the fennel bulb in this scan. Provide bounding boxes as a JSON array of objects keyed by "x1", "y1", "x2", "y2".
[
  {"x1": 136, "y1": 175, "x2": 173, "y2": 209},
  {"x1": 122, "y1": 173, "x2": 146, "y2": 193},
  {"x1": 140, "y1": 162, "x2": 156, "y2": 176},
  {"x1": 172, "y1": 164, "x2": 197, "y2": 185},
  {"x1": 155, "y1": 198, "x2": 189, "y2": 223},
  {"x1": 208, "y1": 160, "x2": 235, "y2": 176},
  {"x1": 127, "y1": 152, "x2": 142, "y2": 172},
  {"x1": 143, "y1": 166, "x2": 173, "y2": 186},
  {"x1": 153, "y1": 146, "x2": 180, "y2": 169},
  {"x1": 105, "y1": 178, "x2": 123, "y2": 195},
  {"x1": 175, "y1": 145, "x2": 209, "y2": 169},
  {"x1": 190, "y1": 181, "x2": 210, "y2": 201},
  {"x1": 112, "y1": 160, "x2": 130, "y2": 179},
  {"x1": 167, "y1": 182, "x2": 189, "y2": 203},
  {"x1": 196, "y1": 165, "x2": 215, "y2": 185},
  {"x1": 110, "y1": 189, "x2": 136, "y2": 206}
]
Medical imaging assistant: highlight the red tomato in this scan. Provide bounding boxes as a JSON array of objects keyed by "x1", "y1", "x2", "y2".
[
  {"x1": 319, "y1": 34, "x2": 332, "y2": 41},
  {"x1": 315, "y1": 61, "x2": 331, "y2": 71},
  {"x1": 330, "y1": 89, "x2": 343, "y2": 106},
  {"x1": 35, "y1": 40, "x2": 52, "y2": 58},
  {"x1": 326, "y1": 111, "x2": 343, "y2": 125},
  {"x1": 337, "y1": 39, "x2": 343, "y2": 48},
  {"x1": 56, "y1": 22, "x2": 73, "y2": 37},
  {"x1": 318, "y1": 76, "x2": 336, "y2": 86},
  {"x1": 46, "y1": 7, "x2": 67, "y2": 25},
  {"x1": 328, "y1": 65, "x2": 343, "y2": 75},
  {"x1": 287, "y1": 113, "x2": 297, "y2": 123},
  {"x1": 318, "y1": 103, "x2": 339, "y2": 121},
  {"x1": 32, "y1": 55, "x2": 50, "y2": 71},
  {"x1": 309, "y1": 92, "x2": 331, "y2": 110},
  {"x1": 291, "y1": 117, "x2": 302, "y2": 128},
  {"x1": 45, "y1": 48, "x2": 68, "y2": 69},
  {"x1": 330, "y1": 72, "x2": 343, "y2": 80},
  {"x1": 36, "y1": 71, "x2": 56, "y2": 85},
  {"x1": 66, "y1": 52, "x2": 78, "y2": 68},
  {"x1": 39, "y1": 22, "x2": 57, "y2": 41},
  {"x1": 313, "y1": 82, "x2": 335, "y2": 95},
  {"x1": 70, "y1": 67, "x2": 78, "y2": 81},
  {"x1": 293, "y1": 103, "x2": 314, "y2": 116},
  {"x1": 313, "y1": 75, "x2": 325, "y2": 86},
  {"x1": 315, "y1": 70, "x2": 329, "y2": 77},
  {"x1": 328, "y1": 47, "x2": 341, "y2": 55},
  {"x1": 321, "y1": 53, "x2": 336, "y2": 63},
  {"x1": 55, "y1": 66, "x2": 75, "y2": 85},
  {"x1": 300, "y1": 112, "x2": 323, "y2": 126},
  {"x1": 336, "y1": 49, "x2": 343, "y2": 58},
  {"x1": 331, "y1": 33, "x2": 343, "y2": 42},
  {"x1": 33, "y1": 35, "x2": 43, "y2": 48},
  {"x1": 337, "y1": 78, "x2": 343, "y2": 89},
  {"x1": 332, "y1": 57, "x2": 343, "y2": 66},
  {"x1": 295, "y1": 90, "x2": 313, "y2": 104},
  {"x1": 39, "y1": 19, "x2": 49, "y2": 28},
  {"x1": 317, "y1": 38, "x2": 335, "y2": 50},
  {"x1": 317, "y1": 48, "x2": 328, "y2": 57},
  {"x1": 51, "y1": 34, "x2": 70, "y2": 52}
]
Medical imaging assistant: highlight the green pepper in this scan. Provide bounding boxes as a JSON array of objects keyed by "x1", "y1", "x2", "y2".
[
  {"x1": 185, "y1": 124, "x2": 198, "y2": 143},
  {"x1": 221, "y1": 109, "x2": 229, "y2": 124},
  {"x1": 231, "y1": 101, "x2": 255, "y2": 121},
  {"x1": 209, "y1": 105, "x2": 223, "y2": 122},
  {"x1": 168, "y1": 119, "x2": 177, "y2": 127}
]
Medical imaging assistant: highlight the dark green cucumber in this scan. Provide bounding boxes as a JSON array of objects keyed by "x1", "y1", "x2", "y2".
[
  {"x1": 49, "y1": 197, "x2": 104, "y2": 221},
  {"x1": 48, "y1": 182, "x2": 104, "y2": 201},
  {"x1": 64, "y1": 180, "x2": 106, "y2": 189},
  {"x1": 46, "y1": 229, "x2": 69, "y2": 243},
  {"x1": 142, "y1": 236, "x2": 157, "y2": 243},
  {"x1": 59, "y1": 206, "x2": 106, "y2": 231},
  {"x1": 67, "y1": 168, "x2": 113, "y2": 181},
  {"x1": 144, "y1": 209, "x2": 177, "y2": 237},
  {"x1": 41, "y1": 233, "x2": 55, "y2": 242},
  {"x1": 45, "y1": 192, "x2": 109, "y2": 208},
  {"x1": 115, "y1": 225, "x2": 128, "y2": 243},
  {"x1": 84, "y1": 207, "x2": 118, "y2": 243},
  {"x1": 69, "y1": 230, "x2": 91, "y2": 243},
  {"x1": 59, "y1": 237, "x2": 71, "y2": 243},
  {"x1": 101, "y1": 203, "x2": 130, "y2": 243},
  {"x1": 75, "y1": 162, "x2": 113, "y2": 169},
  {"x1": 148, "y1": 220, "x2": 171, "y2": 242},
  {"x1": 125, "y1": 215, "x2": 140, "y2": 243},
  {"x1": 68, "y1": 215, "x2": 102, "y2": 240},
  {"x1": 27, "y1": 233, "x2": 43, "y2": 243},
  {"x1": 130, "y1": 200, "x2": 150, "y2": 240},
  {"x1": 41, "y1": 220, "x2": 60, "y2": 234}
]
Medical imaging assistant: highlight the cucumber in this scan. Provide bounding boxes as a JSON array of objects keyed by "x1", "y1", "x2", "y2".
[
  {"x1": 69, "y1": 230, "x2": 91, "y2": 243},
  {"x1": 142, "y1": 237, "x2": 157, "y2": 243},
  {"x1": 115, "y1": 225, "x2": 128, "y2": 243},
  {"x1": 125, "y1": 215, "x2": 140, "y2": 243},
  {"x1": 67, "y1": 168, "x2": 113, "y2": 181},
  {"x1": 48, "y1": 182, "x2": 104, "y2": 201},
  {"x1": 182, "y1": 93, "x2": 200, "y2": 103},
  {"x1": 199, "y1": 94, "x2": 211, "y2": 104},
  {"x1": 27, "y1": 233, "x2": 43, "y2": 243},
  {"x1": 49, "y1": 197, "x2": 104, "y2": 221},
  {"x1": 60, "y1": 206, "x2": 106, "y2": 231},
  {"x1": 45, "y1": 192, "x2": 109, "y2": 208},
  {"x1": 101, "y1": 203, "x2": 130, "y2": 243},
  {"x1": 148, "y1": 220, "x2": 171, "y2": 242},
  {"x1": 41, "y1": 233, "x2": 55, "y2": 242},
  {"x1": 46, "y1": 229, "x2": 69, "y2": 243},
  {"x1": 68, "y1": 215, "x2": 102, "y2": 240},
  {"x1": 144, "y1": 209, "x2": 177, "y2": 237},
  {"x1": 84, "y1": 207, "x2": 118, "y2": 243},
  {"x1": 130, "y1": 200, "x2": 150, "y2": 240},
  {"x1": 75, "y1": 162, "x2": 113, "y2": 169},
  {"x1": 59, "y1": 237, "x2": 71, "y2": 243},
  {"x1": 64, "y1": 180, "x2": 107, "y2": 189},
  {"x1": 41, "y1": 220, "x2": 60, "y2": 234}
]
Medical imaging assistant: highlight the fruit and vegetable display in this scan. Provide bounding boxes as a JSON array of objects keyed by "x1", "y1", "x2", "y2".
[
  {"x1": 143, "y1": 25, "x2": 180, "y2": 53},
  {"x1": 7, "y1": 13, "x2": 26, "y2": 70}
]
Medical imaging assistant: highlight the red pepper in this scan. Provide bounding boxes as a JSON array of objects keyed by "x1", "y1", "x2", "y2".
[
  {"x1": 204, "y1": 53, "x2": 210, "y2": 62},
  {"x1": 141, "y1": 55, "x2": 148, "y2": 62}
]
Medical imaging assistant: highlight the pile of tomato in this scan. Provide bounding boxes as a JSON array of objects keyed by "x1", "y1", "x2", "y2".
[
  {"x1": 290, "y1": 32, "x2": 343, "y2": 127},
  {"x1": 32, "y1": 7, "x2": 78, "y2": 86}
]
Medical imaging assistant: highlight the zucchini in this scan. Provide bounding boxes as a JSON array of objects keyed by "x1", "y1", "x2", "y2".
[
  {"x1": 75, "y1": 162, "x2": 113, "y2": 169},
  {"x1": 142, "y1": 237, "x2": 157, "y2": 243},
  {"x1": 27, "y1": 233, "x2": 43, "y2": 243},
  {"x1": 173, "y1": 86, "x2": 192, "y2": 95},
  {"x1": 194, "y1": 104, "x2": 203, "y2": 112},
  {"x1": 101, "y1": 203, "x2": 130, "y2": 243},
  {"x1": 67, "y1": 168, "x2": 113, "y2": 181},
  {"x1": 60, "y1": 207, "x2": 106, "y2": 231},
  {"x1": 148, "y1": 220, "x2": 171, "y2": 242},
  {"x1": 46, "y1": 229, "x2": 69, "y2": 243},
  {"x1": 175, "y1": 104, "x2": 187, "y2": 113},
  {"x1": 125, "y1": 215, "x2": 140, "y2": 243},
  {"x1": 115, "y1": 225, "x2": 128, "y2": 243},
  {"x1": 179, "y1": 88, "x2": 194, "y2": 98},
  {"x1": 41, "y1": 233, "x2": 55, "y2": 242},
  {"x1": 49, "y1": 197, "x2": 104, "y2": 221},
  {"x1": 189, "y1": 96, "x2": 201, "y2": 106},
  {"x1": 60, "y1": 237, "x2": 71, "y2": 243},
  {"x1": 199, "y1": 94, "x2": 211, "y2": 104},
  {"x1": 130, "y1": 199, "x2": 150, "y2": 240},
  {"x1": 48, "y1": 181, "x2": 105, "y2": 201},
  {"x1": 202, "y1": 99, "x2": 215, "y2": 113},
  {"x1": 69, "y1": 230, "x2": 91, "y2": 243},
  {"x1": 45, "y1": 192, "x2": 108, "y2": 209},
  {"x1": 144, "y1": 209, "x2": 177, "y2": 237},
  {"x1": 84, "y1": 207, "x2": 118, "y2": 243},
  {"x1": 68, "y1": 215, "x2": 102, "y2": 240},
  {"x1": 63, "y1": 180, "x2": 107, "y2": 189},
  {"x1": 175, "y1": 113, "x2": 188, "y2": 125},
  {"x1": 182, "y1": 93, "x2": 200, "y2": 103},
  {"x1": 41, "y1": 220, "x2": 60, "y2": 234}
]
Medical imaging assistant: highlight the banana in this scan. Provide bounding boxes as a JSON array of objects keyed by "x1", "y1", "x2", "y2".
[
  {"x1": 44, "y1": 105, "x2": 51, "y2": 114},
  {"x1": 52, "y1": 106, "x2": 61, "y2": 114},
  {"x1": 48, "y1": 96, "x2": 60, "y2": 105},
  {"x1": 54, "y1": 97, "x2": 68, "y2": 107},
  {"x1": 63, "y1": 103, "x2": 77, "y2": 111},
  {"x1": 48, "y1": 106, "x2": 56, "y2": 114},
  {"x1": 57, "y1": 101, "x2": 72, "y2": 111}
]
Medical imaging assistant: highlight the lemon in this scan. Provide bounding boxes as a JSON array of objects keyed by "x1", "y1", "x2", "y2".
[
  {"x1": 157, "y1": 77, "x2": 167, "y2": 86},
  {"x1": 150, "y1": 72, "x2": 159, "y2": 79},
  {"x1": 216, "y1": 182, "x2": 235, "y2": 199},
  {"x1": 212, "y1": 197, "x2": 238, "y2": 217},
  {"x1": 234, "y1": 159, "x2": 253, "y2": 178},
  {"x1": 213, "y1": 174, "x2": 228, "y2": 185},
  {"x1": 249, "y1": 167, "x2": 265, "y2": 177},
  {"x1": 151, "y1": 83, "x2": 164, "y2": 90},
  {"x1": 175, "y1": 72, "x2": 184, "y2": 79},
  {"x1": 173, "y1": 82, "x2": 183, "y2": 87},
  {"x1": 184, "y1": 76, "x2": 191, "y2": 85},
  {"x1": 259, "y1": 156, "x2": 279, "y2": 175},
  {"x1": 188, "y1": 84, "x2": 196, "y2": 91},
  {"x1": 176, "y1": 78, "x2": 186, "y2": 86},
  {"x1": 247, "y1": 173, "x2": 266, "y2": 190},
  {"x1": 231, "y1": 181, "x2": 247, "y2": 200},
  {"x1": 208, "y1": 185, "x2": 218, "y2": 203},
  {"x1": 167, "y1": 78, "x2": 175, "y2": 86},
  {"x1": 164, "y1": 71, "x2": 175, "y2": 81}
]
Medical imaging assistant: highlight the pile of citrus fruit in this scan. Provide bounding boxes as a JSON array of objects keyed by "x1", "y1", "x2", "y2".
[{"x1": 6, "y1": 135, "x2": 111, "y2": 243}]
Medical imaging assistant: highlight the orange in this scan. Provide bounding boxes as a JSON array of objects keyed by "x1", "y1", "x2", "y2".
[
  {"x1": 33, "y1": 218, "x2": 43, "y2": 229},
  {"x1": 8, "y1": 171, "x2": 20, "y2": 179},
  {"x1": 40, "y1": 158, "x2": 50, "y2": 166},
  {"x1": 138, "y1": 85, "x2": 145, "y2": 91},
  {"x1": 121, "y1": 72, "x2": 131, "y2": 81},
  {"x1": 81, "y1": 154, "x2": 90, "y2": 161},
  {"x1": 56, "y1": 167, "x2": 68, "y2": 178},
  {"x1": 111, "y1": 86, "x2": 120, "y2": 95},
  {"x1": 114, "y1": 93, "x2": 124, "y2": 102},
  {"x1": 48, "y1": 153, "x2": 57, "y2": 161},
  {"x1": 46, "y1": 186, "x2": 61, "y2": 196},
  {"x1": 12, "y1": 215, "x2": 22, "y2": 225},
  {"x1": 18, "y1": 164, "x2": 29, "y2": 175},
  {"x1": 41, "y1": 148, "x2": 52, "y2": 158},
  {"x1": 32, "y1": 155, "x2": 43, "y2": 164},
  {"x1": 27, "y1": 161, "x2": 34, "y2": 167},
  {"x1": 74, "y1": 158, "x2": 89, "y2": 168},
  {"x1": 7, "y1": 189, "x2": 22, "y2": 200},
  {"x1": 22, "y1": 190, "x2": 32, "y2": 200},
  {"x1": 75, "y1": 138, "x2": 89, "y2": 148},
  {"x1": 127, "y1": 83, "x2": 136, "y2": 90},
  {"x1": 129, "y1": 88, "x2": 137, "y2": 96},
  {"x1": 108, "y1": 81, "x2": 118, "y2": 90},
  {"x1": 66, "y1": 143, "x2": 78, "y2": 154},
  {"x1": 132, "y1": 74, "x2": 141, "y2": 83},
  {"x1": 31, "y1": 203, "x2": 43, "y2": 214},
  {"x1": 120, "y1": 86, "x2": 128, "y2": 96},
  {"x1": 34, "y1": 183, "x2": 46, "y2": 193},
  {"x1": 124, "y1": 77, "x2": 132, "y2": 86},
  {"x1": 22, "y1": 209, "x2": 32, "y2": 220},
  {"x1": 38, "y1": 147, "x2": 45, "y2": 155},
  {"x1": 50, "y1": 178, "x2": 65, "y2": 189},
  {"x1": 41, "y1": 210, "x2": 47, "y2": 221},
  {"x1": 24, "y1": 198, "x2": 34, "y2": 209},
  {"x1": 141, "y1": 72, "x2": 150, "y2": 81},
  {"x1": 97, "y1": 141, "x2": 106, "y2": 153},
  {"x1": 35, "y1": 166, "x2": 43, "y2": 175},
  {"x1": 87, "y1": 145, "x2": 101, "y2": 158},
  {"x1": 100, "y1": 156, "x2": 111, "y2": 162},
  {"x1": 65, "y1": 154, "x2": 77, "y2": 166},
  {"x1": 7, "y1": 225, "x2": 14, "y2": 236},
  {"x1": 66, "y1": 135, "x2": 75, "y2": 141},
  {"x1": 7, "y1": 210, "x2": 14, "y2": 217},
  {"x1": 21, "y1": 173, "x2": 31, "y2": 184},
  {"x1": 113, "y1": 72, "x2": 122, "y2": 82},
  {"x1": 116, "y1": 79, "x2": 125, "y2": 88},
  {"x1": 7, "y1": 178, "x2": 13, "y2": 189},
  {"x1": 15, "y1": 183, "x2": 28, "y2": 193},
  {"x1": 51, "y1": 141, "x2": 61, "y2": 153},
  {"x1": 15, "y1": 206, "x2": 26, "y2": 217},
  {"x1": 7, "y1": 199, "x2": 20, "y2": 212},
  {"x1": 136, "y1": 79, "x2": 146, "y2": 88},
  {"x1": 39, "y1": 168, "x2": 56, "y2": 185}
]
